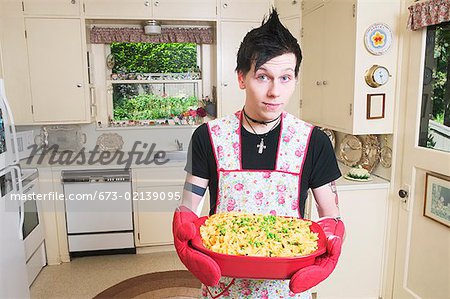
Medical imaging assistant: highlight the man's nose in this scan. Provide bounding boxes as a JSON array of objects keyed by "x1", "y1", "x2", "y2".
[{"x1": 268, "y1": 81, "x2": 281, "y2": 98}]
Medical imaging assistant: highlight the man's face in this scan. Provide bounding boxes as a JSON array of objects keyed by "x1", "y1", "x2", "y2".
[{"x1": 238, "y1": 53, "x2": 297, "y2": 121}]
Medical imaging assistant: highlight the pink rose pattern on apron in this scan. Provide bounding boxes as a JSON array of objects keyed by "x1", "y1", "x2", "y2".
[{"x1": 202, "y1": 112, "x2": 314, "y2": 298}]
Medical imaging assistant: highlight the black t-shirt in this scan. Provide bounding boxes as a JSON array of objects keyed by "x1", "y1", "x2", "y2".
[{"x1": 185, "y1": 121, "x2": 341, "y2": 217}]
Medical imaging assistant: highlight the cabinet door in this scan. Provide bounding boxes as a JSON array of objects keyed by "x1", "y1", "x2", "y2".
[
  {"x1": 83, "y1": 0, "x2": 152, "y2": 18},
  {"x1": 219, "y1": 21, "x2": 259, "y2": 116},
  {"x1": 220, "y1": 0, "x2": 271, "y2": 21},
  {"x1": 22, "y1": 0, "x2": 81, "y2": 16},
  {"x1": 321, "y1": 0, "x2": 355, "y2": 132},
  {"x1": 283, "y1": 17, "x2": 301, "y2": 117},
  {"x1": 152, "y1": 0, "x2": 216, "y2": 20},
  {"x1": 309, "y1": 187, "x2": 388, "y2": 298},
  {"x1": 25, "y1": 18, "x2": 89, "y2": 123},
  {"x1": 0, "y1": 1, "x2": 33, "y2": 124},
  {"x1": 300, "y1": 6, "x2": 324, "y2": 123},
  {"x1": 134, "y1": 184, "x2": 183, "y2": 246},
  {"x1": 276, "y1": 0, "x2": 301, "y2": 19}
]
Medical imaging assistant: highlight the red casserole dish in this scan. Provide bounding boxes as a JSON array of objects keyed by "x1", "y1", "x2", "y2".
[{"x1": 190, "y1": 216, "x2": 327, "y2": 280}]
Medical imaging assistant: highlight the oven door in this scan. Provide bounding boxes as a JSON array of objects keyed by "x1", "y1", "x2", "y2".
[{"x1": 22, "y1": 177, "x2": 44, "y2": 262}]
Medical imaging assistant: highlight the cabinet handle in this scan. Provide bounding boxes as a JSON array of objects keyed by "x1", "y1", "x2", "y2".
[
  {"x1": 77, "y1": 83, "x2": 83, "y2": 88},
  {"x1": 223, "y1": 82, "x2": 228, "y2": 87},
  {"x1": 316, "y1": 81, "x2": 322, "y2": 86},
  {"x1": 71, "y1": 0, "x2": 76, "y2": 4},
  {"x1": 322, "y1": 80, "x2": 328, "y2": 85},
  {"x1": 154, "y1": 1, "x2": 159, "y2": 6},
  {"x1": 144, "y1": 1, "x2": 150, "y2": 6},
  {"x1": 223, "y1": 3, "x2": 228, "y2": 8},
  {"x1": 292, "y1": 0, "x2": 298, "y2": 4}
]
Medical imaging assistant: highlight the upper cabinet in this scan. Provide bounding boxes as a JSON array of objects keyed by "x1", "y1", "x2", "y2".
[
  {"x1": 277, "y1": 0, "x2": 301, "y2": 19},
  {"x1": 22, "y1": 0, "x2": 82, "y2": 16},
  {"x1": 25, "y1": 18, "x2": 91, "y2": 123},
  {"x1": 0, "y1": 1, "x2": 34, "y2": 124},
  {"x1": 83, "y1": 0, "x2": 152, "y2": 19},
  {"x1": 83, "y1": 0, "x2": 216, "y2": 19},
  {"x1": 151, "y1": 0, "x2": 217, "y2": 20},
  {"x1": 220, "y1": 0, "x2": 272, "y2": 21},
  {"x1": 301, "y1": 0, "x2": 400, "y2": 135}
]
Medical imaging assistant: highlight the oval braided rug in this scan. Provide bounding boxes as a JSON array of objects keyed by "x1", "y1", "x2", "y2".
[{"x1": 93, "y1": 270, "x2": 202, "y2": 299}]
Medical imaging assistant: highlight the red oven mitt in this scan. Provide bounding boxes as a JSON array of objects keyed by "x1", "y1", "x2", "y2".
[
  {"x1": 172, "y1": 206, "x2": 221, "y2": 286},
  {"x1": 289, "y1": 217, "x2": 345, "y2": 293}
]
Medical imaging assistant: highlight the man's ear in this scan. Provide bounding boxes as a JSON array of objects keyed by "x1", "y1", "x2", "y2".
[{"x1": 237, "y1": 71, "x2": 246, "y2": 89}]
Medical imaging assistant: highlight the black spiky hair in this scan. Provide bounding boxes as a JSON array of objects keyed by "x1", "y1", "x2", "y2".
[{"x1": 235, "y1": 8, "x2": 302, "y2": 77}]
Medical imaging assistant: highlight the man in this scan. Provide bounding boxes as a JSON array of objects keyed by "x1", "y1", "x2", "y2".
[{"x1": 173, "y1": 9, "x2": 345, "y2": 298}]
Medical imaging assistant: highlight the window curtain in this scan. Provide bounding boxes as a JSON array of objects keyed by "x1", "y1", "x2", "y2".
[
  {"x1": 89, "y1": 27, "x2": 214, "y2": 44},
  {"x1": 408, "y1": 0, "x2": 450, "y2": 30}
]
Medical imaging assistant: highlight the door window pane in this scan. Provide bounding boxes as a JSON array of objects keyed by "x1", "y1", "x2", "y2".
[{"x1": 420, "y1": 24, "x2": 450, "y2": 153}]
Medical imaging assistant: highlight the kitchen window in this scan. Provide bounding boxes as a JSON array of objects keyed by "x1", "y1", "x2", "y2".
[
  {"x1": 88, "y1": 25, "x2": 215, "y2": 128},
  {"x1": 108, "y1": 42, "x2": 203, "y2": 126}
]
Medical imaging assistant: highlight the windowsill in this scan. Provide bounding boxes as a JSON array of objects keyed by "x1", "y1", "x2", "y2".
[{"x1": 95, "y1": 124, "x2": 200, "y2": 131}]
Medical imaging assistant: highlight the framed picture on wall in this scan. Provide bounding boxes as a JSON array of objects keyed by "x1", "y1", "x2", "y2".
[{"x1": 424, "y1": 172, "x2": 450, "y2": 228}]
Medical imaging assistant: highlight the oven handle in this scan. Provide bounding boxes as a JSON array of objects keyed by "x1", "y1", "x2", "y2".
[{"x1": 11, "y1": 166, "x2": 25, "y2": 240}]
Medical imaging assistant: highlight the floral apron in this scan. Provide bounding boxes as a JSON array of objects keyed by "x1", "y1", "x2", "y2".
[{"x1": 201, "y1": 111, "x2": 314, "y2": 299}]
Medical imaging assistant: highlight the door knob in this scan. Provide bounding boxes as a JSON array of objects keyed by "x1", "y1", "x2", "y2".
[{"x1": 398, "y1": 189, "x2": 408, "y2": 198}]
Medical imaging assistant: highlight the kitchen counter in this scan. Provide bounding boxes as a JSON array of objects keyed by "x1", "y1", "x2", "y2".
[{"x1": 336, "y1": 162, "x2": 390, "y2": 191}]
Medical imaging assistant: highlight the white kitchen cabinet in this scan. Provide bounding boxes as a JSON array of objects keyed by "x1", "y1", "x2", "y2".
[
  {"x1": 301, "y1": 0, "x2": 400, "y2": 135},
  {"x1": 152, "y1": 0, "x2": 217, "y2": 20},
  {"x1": 22, "y1": 0, "x2": 82, "y2": 16},
  {"x1": 84, "y1": 0, "x2": 216, "y2": 20},
  {"x1": 132, "y1": 166, "x2": 185, "y2": 247},
  {"x1": 220, "y1": 0, "x2": 272, "y2": 21},
  {"x1": 25, "y1": 18, "x2": 90, "y2": 123},
  {"x1": 281, "y1": 17, "x2": 301, "y2": 117},
  {"x1": 83, "y1": 0, "x2": 152, "y2": 18},
  {"x1": 276, "y1": 0, "x2": 301, "y2": 19},
  {"x1": 0, "y1": 1, "x2": 34, "y2": 124},
  {"x1": 219, "y1": 21, "x2": 259, "y2": 116},
  {"x1": 306, "y1": 178, "x2": 389, "y2": 299}
]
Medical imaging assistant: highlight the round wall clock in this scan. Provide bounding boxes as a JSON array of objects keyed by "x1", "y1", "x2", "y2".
[
  {"x1": 364, "y1": 23, "x2": 393, "y2": 55},
  {"x1": 365, "y1": 65, "x2": 390, "y2": 88}
]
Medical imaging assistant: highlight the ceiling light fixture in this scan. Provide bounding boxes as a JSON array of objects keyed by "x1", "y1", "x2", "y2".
[{"x1": 144, "y1": 20, "x2": 161, "y2": 35}]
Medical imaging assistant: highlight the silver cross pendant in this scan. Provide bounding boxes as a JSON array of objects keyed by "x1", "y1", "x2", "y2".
[{"x1": 257, "y1": 138, "x2": 266, "y2": 154}]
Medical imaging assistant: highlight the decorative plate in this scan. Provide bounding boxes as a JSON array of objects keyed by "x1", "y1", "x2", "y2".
[
  {"x1": 359, "y1": 135, "x2": 381, "y2": 173},
  {"x1": 364, "y1": 23, "x2": 393, "y2": 55},
  {"x1": 96, "y1": 133, "x2": 124, "y2": 152},
  {"x1": 106, "y1": 53, "x2": 115, "y2": 69},
  {"x1": 339, "y1": 135, "x2": 363, "y2": 167},
  {"x1": 380, "y1": 145, "x2": 392, "y2": 168},
  {"x1": 343, "y1": 174, "x2": 373, "y2": 182},
  {"x1": 320, "y1": 127, "x2": 336, "y2": 149}
]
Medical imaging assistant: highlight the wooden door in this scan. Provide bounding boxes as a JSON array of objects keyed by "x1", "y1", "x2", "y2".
[
  {"x1": 25, "y1": 18, "x2": 88, "y2": 123},
  {"x1": 389, "y1": 4, "x2": 450, "y2": 298}
]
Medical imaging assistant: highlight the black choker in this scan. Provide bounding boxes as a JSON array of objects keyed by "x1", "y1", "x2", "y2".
[{"x1": 242, "y1": 108, "x2": 281, "y2": 125}]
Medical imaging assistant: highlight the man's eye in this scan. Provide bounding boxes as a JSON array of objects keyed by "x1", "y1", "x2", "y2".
[
  {"x1": 257, "y1": 74, "x2": 268, "y2": 81},
  {"x1": 281, "y1": 75, "x2": 292, "y2": 82}
]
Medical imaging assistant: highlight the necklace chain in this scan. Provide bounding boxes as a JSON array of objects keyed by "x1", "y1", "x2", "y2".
[
  {"x1": 243, "y1": 111, "x2": 281, "y2": 154},
  {"x1": 242, "y1": 108, "x2": 281, "y2": 125}
]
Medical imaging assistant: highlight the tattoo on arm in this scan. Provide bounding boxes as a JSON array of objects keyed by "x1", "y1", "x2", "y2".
[
  {"x1": 184, "y1": 182, "x2": 206, "y2": 197},
  {"x1": 329, "y1": 181, "x2": 339, "y2": 208}
]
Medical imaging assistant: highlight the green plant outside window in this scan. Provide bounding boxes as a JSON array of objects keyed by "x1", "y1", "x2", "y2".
[{"x1": 110, "y1": 42, "x2": 200, "y2": 124}]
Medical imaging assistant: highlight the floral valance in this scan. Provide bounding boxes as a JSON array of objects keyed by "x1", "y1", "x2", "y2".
[
  {"x1": 89, "y1": 27, "x2": 214, "y2": 44},
  {"x1": 408, "y1": 0, "x2": 450, "y2": 30}
]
